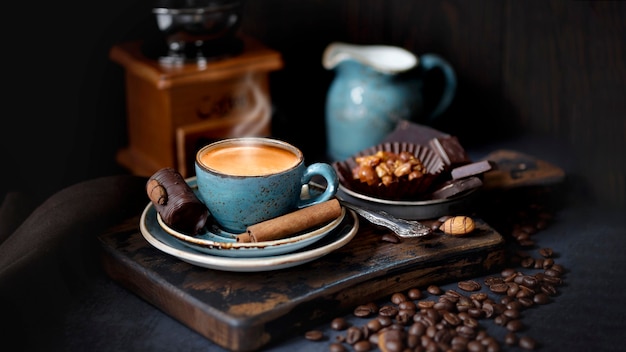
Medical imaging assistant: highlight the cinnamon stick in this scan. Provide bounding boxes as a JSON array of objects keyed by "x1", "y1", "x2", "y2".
[{"x1": 236, "y1": 199, "x2": 342, "y2": 243}]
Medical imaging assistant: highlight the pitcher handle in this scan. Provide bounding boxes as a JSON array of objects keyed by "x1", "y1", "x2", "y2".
[{"x1": 419, "y1": 54, "x2": 457, "y2": 121}]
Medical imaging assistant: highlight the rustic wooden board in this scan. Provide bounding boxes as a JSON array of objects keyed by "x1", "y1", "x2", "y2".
[{"x1": 99, "y1": 214, "x2": 504, "y2": 352}]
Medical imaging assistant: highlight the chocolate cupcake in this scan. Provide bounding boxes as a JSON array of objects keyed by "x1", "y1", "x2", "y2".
[
  {"x1": 333, "y1": 142, "x2": 445, "y2": 201},
  {"x1": 147, "y1": 168, "x2": 209, "y2": 235}
]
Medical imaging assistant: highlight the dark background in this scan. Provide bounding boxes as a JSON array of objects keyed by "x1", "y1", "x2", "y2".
[{"x1": 2, "y1": 0, "x2": 625, "y2": 209}]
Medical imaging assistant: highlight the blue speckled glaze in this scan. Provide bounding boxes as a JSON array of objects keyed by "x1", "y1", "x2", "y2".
[
  {"x1": 195, "y1": 138, "x2": 338, "y2": 233},
  {"x1": 323, "y1": 43, "x2": 456, "y2": 161}
]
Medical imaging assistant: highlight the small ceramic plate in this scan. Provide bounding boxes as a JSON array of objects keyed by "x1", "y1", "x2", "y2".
[
  {"x1": 140, "y1": 203, "x2": 359, "y2": 272},
  {"x1": 337, "y1": 183, "x2": 478, "y2": 220},
  {"x1": 155, "y1": 177, "x2": 345, "y2": 257},
  {"x1": 157, "y1": 206, "x2": 346, "y2": 258}
]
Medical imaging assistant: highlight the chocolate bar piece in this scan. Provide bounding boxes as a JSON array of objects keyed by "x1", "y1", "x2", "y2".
[
  {"x1": 430, "y1": 176, "x2": 483, "y2": 199},
  {"x1": 383, "y1": 120, "x2": 450, "y2": 146},
  {"x1": 451, "y1": 160, "x2": 495, "y2": 180},
  {"x1": 428, "y1": 136, "x2": 472, "y2": 168},
  {"x1": 147, "y1": 168, "x2": 209, "y2": 235}
]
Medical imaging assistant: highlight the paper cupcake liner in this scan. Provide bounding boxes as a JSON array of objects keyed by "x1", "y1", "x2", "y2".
[{"x1": 333, "y1": 142, "x2": 445, "y2": 201}]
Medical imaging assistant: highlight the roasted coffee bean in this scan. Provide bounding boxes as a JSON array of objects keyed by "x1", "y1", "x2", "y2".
[
  {"x1": 377, "y1": 315, "x2": 393, "y2": 327},
  {"x1": 518, "y1": 335, "x2": 538, "y2": 350},
  {"x1": 425, "y1": 325, "x2": 437, "y2": 338},
  {"x1": 406, "y1": 334, "x2": 419, "y2": 348},
  {"x1": 396, "y1": 309, "x2": 414, "y2": 325},
  {"x1": 463, "y1": 316, "x2": 479, "y2": 329},
  {"x1": 417, "y1": 300, "x2": 436, "y2": 309},
  {"x1": 507, "y1": 283, "x2": 520, "y2": 297},
  {"x1": 331, "y1": 317, "x2": 349, "y2": 330},
  {"x1": 468, "y1": 307, "x2": 484, "y2": 319},
  {"x1": 345, "y1": 326, "x2": 363, "y2": 344},
  {"x1": 378, "y1": 329, "x2": 405, "y2": 352},
  {"x1": 353, "y1": 340, "x2": 371, "y2": 352},
  {"x1": 427, "y1": 285, "x2": 443, "y2": 295},
  {"x1": 451, "y1": 335, "x2": 469, "y2": 350},
  {"x1": 518, "y1": 239, "x2": 535, "y2": 247},
  {"x1": 520, "y1": 257, "x2": 535, "y2": 268},
  {"x1": 482, "y1": 302, "x2": 495, "y2": 318},
  {"x1": 538, "y1": 247, "x2": 554, "y2": 258},
  {"x1": 506, "y1": 300, "x2": 523, "y2": 311},
  {"x1": 503, "y1": 308, "x2": 520, "y2": 319},
  {"x1": 484, "y1": 276, "x2": 504, "y2": 286},
  {"x1": 434, "y1": 300, "x2": 455, "y2": 311},
  {"x1": 458, "y1": 280, "x2": 481, "y2": 292},
  {"x1": 518, "y1": 297, "x2": 534, "y2": 308},
  {"x1": 504, "y1": 332, "x2": 518, "y2": 346},
  {"x1": 456, "y1": 325, "x2": 477, "y2": 339},
  {"x1": 366, "y1": 319, "x2": 382, "y2": 333},
  {"x1": 500, "y1": 296, "x2": 514, "y2": 305},
  {"x1": 533, "y1": 292, "x2": 550, "y2": 304},
  {"x1": 467, "y1": 340, "x2": 485, "y2": 352},
  {"x1": 434, "y1": 328, "x2": 453, "y2": 344},
  {"x1": 542, "y1": 276, "x2": 563, "y2": 286},
  {"x1": 522, "y1": 275, "x2": 539, "y2": 288},
  {"x1": 540, "y1": 283, "x2": 558, "y2": 296},
  {"x1": 551, "y1": 263, "x2": 565, "y2": 275},
  {"x1": 398, "y1": 300, "x2": 417, "y2": 310},
  {"x1": 533, "y1": 258, "x2": 545, "y2": 269},
  {"x1": 378, "y1": 305, "x2": 398, "y2": 317},
  {"x1": 408, "y1": 322, "x2": 427, "y2": 336},
  {"x1": 494, "y1": 314, "x2": 510, "y2": 326},
  {"x1": 390, "y1": 292, "x2": 408, "y2": 304},
  {"x1": 354, "y1": 304, "x2": 375, "y2": 317},
  {"x1": 381, "y1": 233, "x2": 400, "y2": 243},
  {"x1": 489, "y1": 283, "x2": 509, "y2": 294},
  {"x1": 501, "y1": 268, "x2": 517, "y2": 278},
  {"x1": 470, "y1": 292, "x2": 488, "y2": 301},
  {"x1": 542, "y1": 258, "x2": 555, "y2": 269},
  {"x1": 329, "y1": 342, "x2": 347, "y2": 352},
  {"x1": 407, "y1": 288, "x2": 422, "y2": 300},
  {"x1": 304, "y1": 329, "x2": 324, "y2": 341},
  {"x1": 544, "y1": 268, "x2": 562, "y2": 278},
  {"x1": 442, "y1": 311, "x2": 462, "y2": 326}
]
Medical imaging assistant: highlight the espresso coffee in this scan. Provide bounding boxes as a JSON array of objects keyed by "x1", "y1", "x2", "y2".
[
  {"x1": 194, "y1": 137, "x2": 338, "y2": 233},
  {"x1": 199, "y1": 144, "x2": 300, "y2": 176}
]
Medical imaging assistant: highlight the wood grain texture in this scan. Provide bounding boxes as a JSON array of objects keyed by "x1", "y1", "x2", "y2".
[{"x1": 99, "y1": 214, "x2": 504, "y2": 351}]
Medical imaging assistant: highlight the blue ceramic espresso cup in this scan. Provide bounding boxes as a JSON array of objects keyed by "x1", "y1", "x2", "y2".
[{"x1": 195, "y1": 137, "x2": 339, "y2": 234}]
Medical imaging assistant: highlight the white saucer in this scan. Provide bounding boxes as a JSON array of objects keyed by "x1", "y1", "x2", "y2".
[
  {"x1": 139, "y1": 203, "x2": 359, "y2": 272},
  {"x1": 158, "y1": 207, "x2": 345, "y2": 258},
  {"x1": 155, "y1": 177, "x2": 346, "y2": 257}
]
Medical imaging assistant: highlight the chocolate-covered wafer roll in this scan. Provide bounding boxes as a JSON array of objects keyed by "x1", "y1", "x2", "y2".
[{"x1": 147, "y1": 168, "x2": 209, "y2": 235}]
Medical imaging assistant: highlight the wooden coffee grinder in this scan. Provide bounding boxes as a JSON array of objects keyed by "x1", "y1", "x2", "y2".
[{"x1": 110, "y1": 2, "x2": 283, "y2": 177}]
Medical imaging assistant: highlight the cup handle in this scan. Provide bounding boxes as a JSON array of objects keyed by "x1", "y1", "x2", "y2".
[
  {"x1": 298, "y1": 163, "x2": 339, "y2": 208},
  {"x1": 419, "y1": 53, "x2": 457, "y2": 121}
]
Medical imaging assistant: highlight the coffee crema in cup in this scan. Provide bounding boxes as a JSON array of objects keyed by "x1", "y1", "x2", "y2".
[{"x1": 198, "y1": 144, "x2": 300, "y2": 176}]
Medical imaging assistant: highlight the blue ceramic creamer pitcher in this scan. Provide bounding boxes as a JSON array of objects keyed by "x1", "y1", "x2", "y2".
[{"x1": 323, "y1": 42, "x2": 456, "y2": 161}]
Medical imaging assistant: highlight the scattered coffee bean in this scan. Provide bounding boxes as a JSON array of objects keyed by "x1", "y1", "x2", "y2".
[
  {"x1": 331, "y1": 317, "x2": 349, "y2": 330},
  {"x1": 381, "y1": 233, "x2": 400, "y2": 243},
  {"x1": 353, "y1": 340, "x2": 371, "y2": 352},
  {"x1": 458, "y1": 280, "x2": 481, "y2": 292},
  {"x1": 308, "y1": 188, "x2": 565, "y2": 351},
  {"x1": 304, "y1": 329, "x2": 324, "y2": 341},
  {"x1": 427, "y1": 285, "x2": 443, "y2": 295},
  {"x1": 329, "y1": 342, "x2": 347, "y2": 352},
  {"x1": 519, "y1": 335, "x2": 538, "y2": 350}
]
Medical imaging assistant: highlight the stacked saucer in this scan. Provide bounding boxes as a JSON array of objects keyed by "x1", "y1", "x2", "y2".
[{"x1": 139, "y1": 178, "x2": 359, "y2": 272}]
